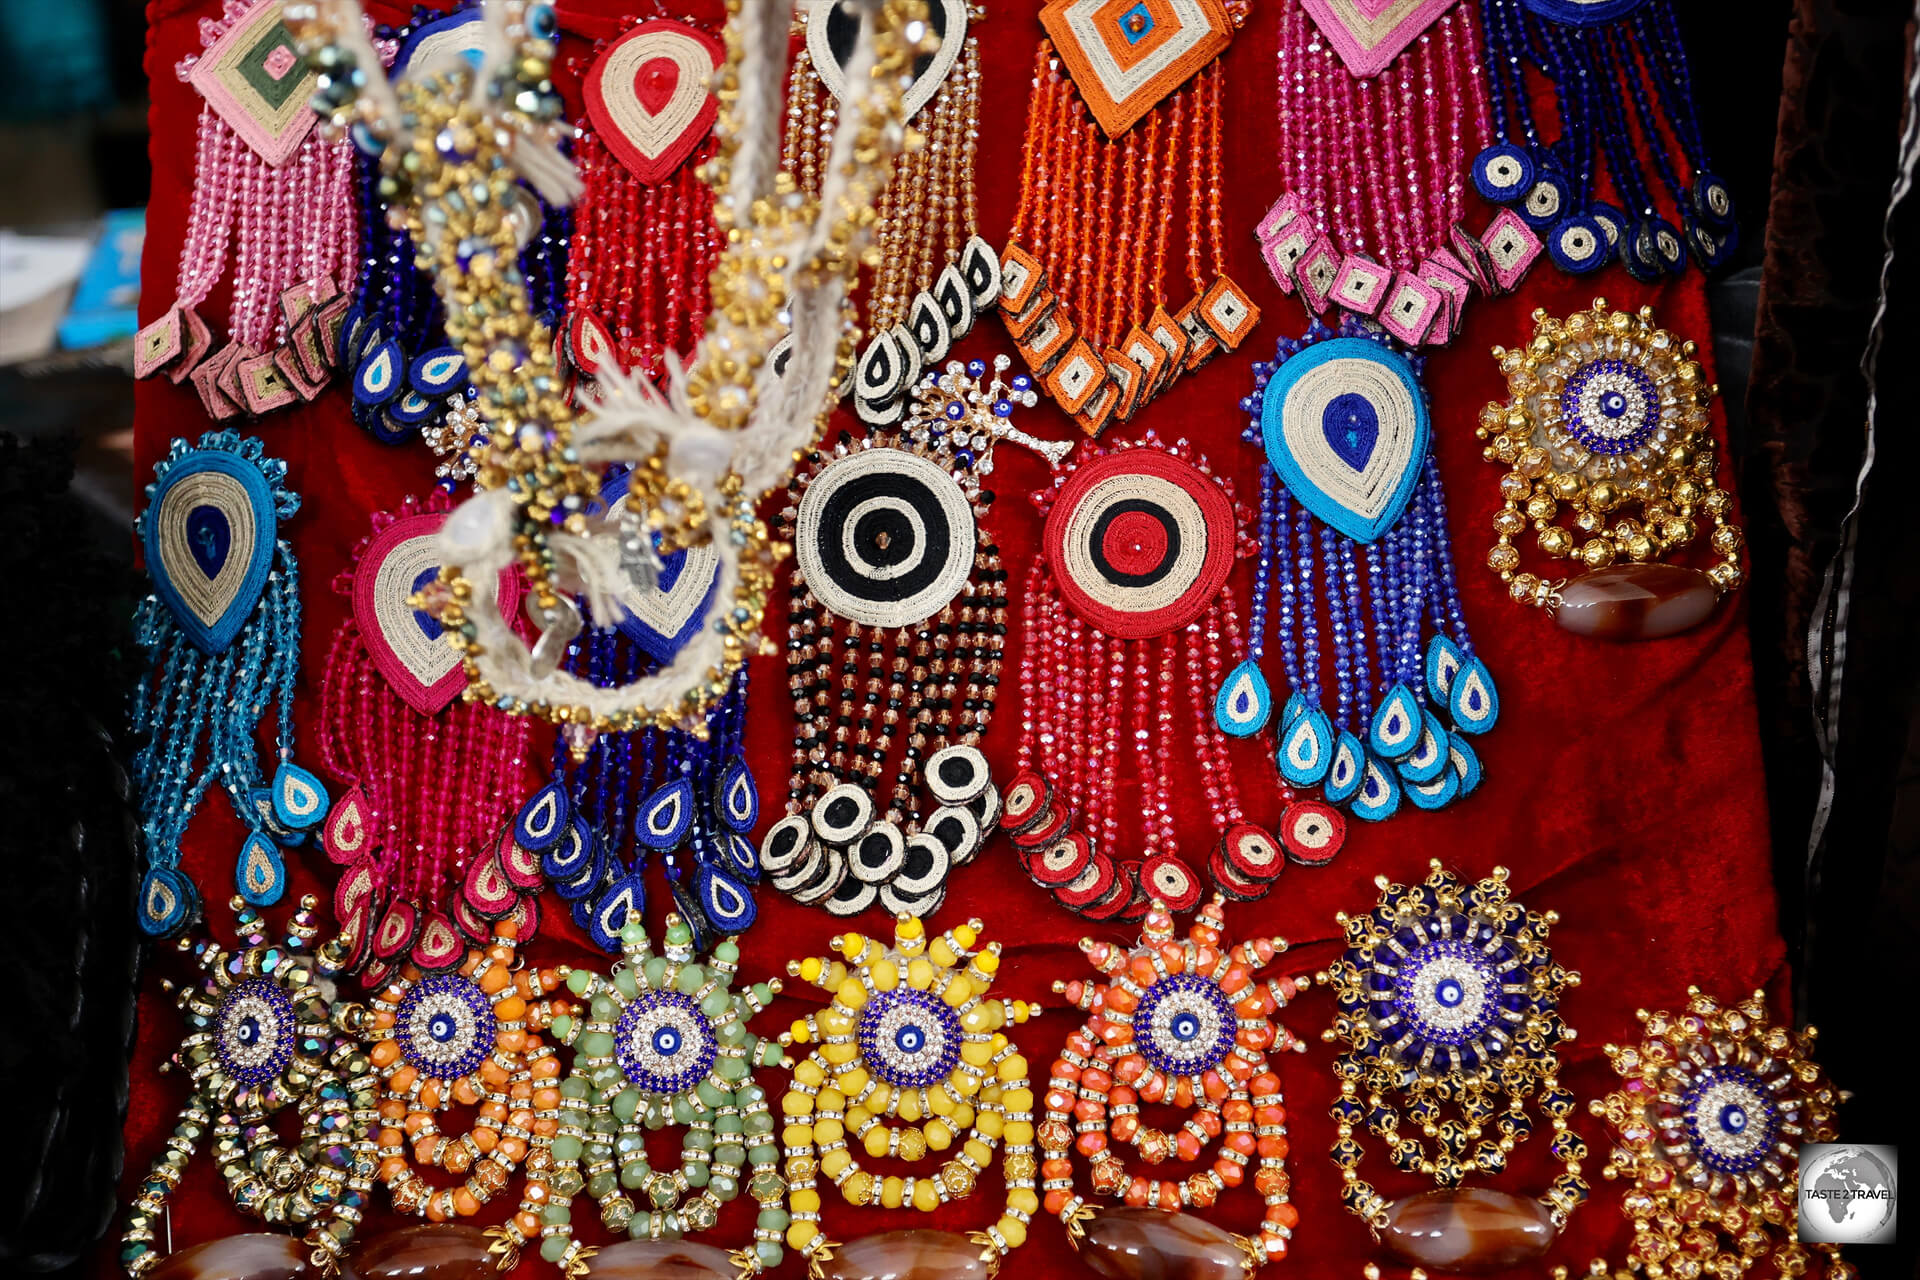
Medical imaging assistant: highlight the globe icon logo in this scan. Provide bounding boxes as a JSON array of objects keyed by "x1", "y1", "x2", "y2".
[{"x1": 1797, "y1": 1143, "x2": 1897, "y2": 1245}]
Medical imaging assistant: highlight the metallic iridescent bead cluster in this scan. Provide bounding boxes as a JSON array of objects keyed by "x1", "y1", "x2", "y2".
[{"x1": 120, "y1": 897, "x2": 376, "y2": 1277}]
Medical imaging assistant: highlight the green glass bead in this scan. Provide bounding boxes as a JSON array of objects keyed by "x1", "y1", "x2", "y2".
[
  {"x1": 550, "y1": 1013, "x2": 574, "y2": 1042},
  {"x1": 750, "y1": 982, "x2": 773, "y2": 1005},
  {"x1": 664, "y1": 918, "x2": 694, "y2": 947},
  {"x1": 578, "y1": 1032, "x2": 614, "y2": 1058},
  {"x1": 614, "y1": 970, "x2": 638, "y2": 999},
  {"x1": 696, "y1": 1082, "x2": 726, "y2": 1110},
  {"x1": 541, "y1": 1204, "x2": 570, "y2": 1226},
  {"x1": 551, "y1": 1136, "x2": 583, "y2": 1162},
  {"x1": 561, "y1": 1077, "x2": 590, "y2": 1099},
  {"x1": 675, "y1": 964, "x2": 705, "y2": 995},
  {"x1": 538, "y1": 1236, "x2": 570, "y2": 1264},
  {"x1": 701, "y1": 990, "x2": 730, "y2": 1019},
  {"x1": 566, "y1": 969, "x2": 593, "y2": 996},
  {"x1": 755, "y1": 1241, "x2": 783, "y2": 1268},
  {"x1": 683, "y1": 1162, "x2": 709, "y2": 1189},
  {"x1": 619, "y1": 1163, "x2": 647, "y2": 1190},
  {"x1": 611, "y1": 1089, "x2": 640, "y2": 1122},
  {"x1": 748, "y1": 1143, "x2": 779, "y2": 1166},
  {"x1": 590, "y1": 996, "x2": 617, "y2": 1021},
  {"x1": 587, "y1": 1171, "x2": 617, "y2": 1198},
  {"x1": 714, "y1": 941, "x2": 740, "y2": 965}
]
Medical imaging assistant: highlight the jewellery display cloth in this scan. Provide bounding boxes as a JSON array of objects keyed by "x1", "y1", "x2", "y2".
[{"x1": 120, "y1": 1, "x2": 1782, "y2": 1276}]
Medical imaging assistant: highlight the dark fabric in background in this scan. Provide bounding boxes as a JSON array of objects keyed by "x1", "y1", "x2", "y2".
[{"x1": 72, "y1": 0, "x2": 1912, "y2": 1276}]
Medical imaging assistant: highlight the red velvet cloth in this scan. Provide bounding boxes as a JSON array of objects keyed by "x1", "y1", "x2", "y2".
[{"x1": 118, "y1": 2, "x2": 1785, "y2": 1277}]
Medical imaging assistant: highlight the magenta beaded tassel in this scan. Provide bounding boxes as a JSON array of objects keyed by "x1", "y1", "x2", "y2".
[
  {"x1": 133, "y1": 0, "x2": 360, "y2": 417},
  {"x1": 316, "y1": 493, "x2": 539, "y2": 987},
  {"x1": 1257, "y1": 1, "x2": 1540, "y2": 345}
]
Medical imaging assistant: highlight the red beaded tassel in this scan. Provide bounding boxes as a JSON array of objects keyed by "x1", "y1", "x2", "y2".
[{"x1": 316, "y1": 493, "x2": 538, "y2": 988}]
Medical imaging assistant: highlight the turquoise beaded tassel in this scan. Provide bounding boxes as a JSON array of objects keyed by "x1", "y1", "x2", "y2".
[{"x1": 130, "y1": 432, "x2": 328, "y2": 936}]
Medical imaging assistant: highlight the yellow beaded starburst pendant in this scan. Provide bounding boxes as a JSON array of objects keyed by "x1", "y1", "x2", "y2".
[
  {"x1": 1476, "y1": 300, "x2": 1745, "y2": 640},
  {"x1": 118, "y1": 896, "x2": 376, "y2": 1277},
  {"x1": 778, "y1": 915, "x2": 1042, "y2": 1279},
  {"x1": 1586, "y1": 988, "x2": 1859, "y2": 1280}
]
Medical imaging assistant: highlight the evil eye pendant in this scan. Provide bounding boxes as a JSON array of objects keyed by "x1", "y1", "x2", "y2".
[
  {"x1": 1518, "y1": 164, "x2": 1572, "y2": 229},
  {"x1": 271, "y1": 761, "x2": 330, "y2": 832},
  {"x1": 1691, "y1": 170, "x2": 1736, "y2": 231},
  {"x1": 1547, "y1": 214, "x2": 1609, "y2": 274},
  {"x1": 1472, "y1": 144, "x2": 1535, "y2": 204},
  {"x1": 1214, "y1": 660, "x2": 1273, "y2": 737}
]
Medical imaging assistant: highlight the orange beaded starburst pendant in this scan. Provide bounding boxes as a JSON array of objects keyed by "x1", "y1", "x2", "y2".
[
  {"x1": 362, "y1": 919, "x2": 570, "y2": 1224},
  {"x1": 1043, "y1": 896, "x2": 1307, "y2": 1274}
]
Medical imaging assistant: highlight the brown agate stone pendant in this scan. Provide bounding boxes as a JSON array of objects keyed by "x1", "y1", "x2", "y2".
[
  {"x1": 819, "y1": 1229, "x2": 1000, "y2": 1280},
  {"x1": 1377, "y1": 1188, "x2": 1557, "y2": 1274},
  {"x1": 587, "y1": 1239, "x2": 741, "y2": 1280},
  {"x1": 1073, "y1": 1208, "x2": 1262, "y2": 1280},
  {"x1": 343, "y1": 1226, "x2": 494, "y2": 1280},
  {"x1": 149, "y1": 1235, "x2": 312, "y2": 1280},
  {"x1": 1553, "y1": 564, "x2": 1720, "y2": 640}
]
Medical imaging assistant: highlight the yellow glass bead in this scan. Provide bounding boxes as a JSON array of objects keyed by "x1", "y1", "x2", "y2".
[
  {"x1": 786, "y1": 1220, "x2": 819, "y2": 1249},
  {"x1": 976, "y1": 950, "x2": 1000, "y2": 974},
  {"x1": 789, "y1": 1020, "x2": 812, "y2": 1044},
  {"x1": 963, "y1": 1139, "x2": 991, "y2": 1167},
  {"x1": 1005, "y1": 1121, "x2": 1034, "y2": 1145},
  {"x1": 912, "y1": 1180, "x2": 939, "y2": 1212},
  {"x1": 813, "y1": 1118, "x2": 844, "y2": 1145},
  {"x1": 960, "y1": 1041, "x2": 993, "y2": 1066},
  {"x1": 897, "y1": 916, "x2": 925, "y2": 941},
  {"x1": 840, "y1": 934, "x2": 867, "y2": 961},
  {"x1": 941, "y1": 975, "x2": 973, "y2": 1007},
  {"x1": 961, "y1": 1006, "x2": 992, "y2": 1034},
  {"x1": 953, "y1": 924, "x2": 977, "y2": 949},
  {"x1": 795, "y1": 1061, "x2": 825, "y2": 1088},
  {"x1": 818, "y1": 1007, "x2": 853, "y2": 1036},
  {"x1": 927, "y1": 1087, "x2": 955, "y2": 1116},
  {"x1": 835, "y1": 1067, "x2": 869, "y2": 1095},
  {"x1": 867, "y1": 1083, "x2": 892, "y2": 1113},
  {"x1": 1002, "y1": 1088, "x2": 1034, "y2": 1112},
  {"x1": 1009, "y1": 1189, "x2": 1039, "y2": 1214},
  {"x1": 949, "y1": 1070, "x2": 980, "y2": 1099},
  {"x1": 863, "y1": 1128, "x2": 891, "y2": 1157},
  {"x1": 821, "y1": 1149, "x2": 851, "y2": 1179},
  {"x1": 907, "y1": 958, "x2": 934, "y2": 990},
  {"x1": 897, "y1": 1091, "x2": 923, "y2": 1122},
  {"x1": 998, "y1": 1055, "x2": 1027, "y2": 1082},
  {"x1": 821, "y1": 1041, "x2": 857, "y2": 1065},
  {"x1": 952, "y1": 1103, "x2": 975, "y2": 1128},
  {"x1": 880, "y1": 1177, "x2": 905, "y2": 1208},
  {"x1": 924, "y1": 1119, "x2": 953, "y2": 1150},
  {"x1": 975, "y1": 1111, "x2": 1003, "y2": 1138},
  {"x1": 996, "y1": 1216, "x2": 1027, "y2": 1248},
  {"x1": 836, "y1": 979, "x2": 868, "y2": 1009},
  {"x1": 817, "y1": 1088, "x2": 846, "y2": 1113},
  {"x1": 782, "y1": 1092, "x2": 814, "y2": 1117},
  {"x1": 930, "y1": 941, "x2": 958, "y2": 968},
  {"x1": 843, "y1": 1172, "x2": 874, "y2": 1206},
  {"x1": 790, "y1": 1189, "x2": 821, "y2": 1214},
  {"x1": 782, "y1": 1124, "x2": 814, "y2": 1147},
  {"x1": 871, "y1": 962, "x2": 899, "y2": 992},
  {"x1": 799, "y1": 957, "x2": 823, "y2": 983}
]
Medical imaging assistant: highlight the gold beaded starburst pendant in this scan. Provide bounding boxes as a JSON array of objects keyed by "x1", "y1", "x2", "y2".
[
  {"x1": 119, "y1": 897, "x2": 376, "y2": 1277},
  {"x1": 779, "y1": 915, "x2": 1041, "y2": 1279},
  {"x1": 1477, "y1": 300, "x2": 1745, "y2": 641},
  {"x1": 1322, "y1": 862, "x2": 1588, "y2": 1274},
  {"x1": 1586, "y1": 988, "x2": 1857, "y2": 1280}
]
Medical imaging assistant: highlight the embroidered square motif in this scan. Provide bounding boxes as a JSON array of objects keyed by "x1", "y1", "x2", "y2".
[
  {"x1": 316, "y1": 296, "x2": 352, "y2": 366},
  {"x1": 1262, "y1": 225, "x2": 1314, "y2": 293},
  {"x1": 1048, "y1": 338, "x2": 1109, "y2": 414},
  {"x1": 1447, "y1": 224, "x2": 1496, "y2": 293},
  {"x1": 1296, "y1": 238, "x2": 1342, "y2": 314},
  {"x1": 216, "y1": 343, "x2": 257, "y2": 410},
  {"x1": 1299, "y1": 0, "x2": 1461, "y2": 79},
  {"x1": 1004, "y1": 288, "x2": 1060, "y2": 343},
  {"x1": 1378, "y1": 273, "x2": 1443, "y2": 346},
  {"x1": 1121, "y1": 325, "x2": 1169, "y2": 400},
  {"x1": 1042, "y1": 0, "x2": 1235, "y2": 138},
  {"x1": 238, "y1": 350, "x2": 298, "y2": 414},
  {"x1": 999, "y1": 244, "x2": 1047, "y2": 313},
  {"x1": 134, "y1": 310, "x2": 185, "y2": 379},
  {"x1": 1146, "y1": 305, "x2": 1190, "y2": 390},
  {"x1": 1330, "y1": 256, "x2": 1392, "y2": 317},
  {"x1": 189, "y1": 0, "x2": 320, "y2": 167},
  {"x1": 1480, "y1": 209, "x2": 1542, "y2": 293},
  {"x1": 1174, "y1": 297, "x2": 1220, "y2": 369},
  {"x1": 168, "y1": 309, "x2": 215, "y2": 385},
  {"x1": 191, "y1": 346, "x2": 243, "y2": 419},
  {"x1": 1199, "y1": 275, "x2": 1260, "y2": 348},
  {"x1": 1104, "y1": 347, "x2": 1148, "y2": 420},
  {"x1": 1256, "y1": 192, "x2": 1306, "y2": 243},
  {"x1": 1078, "y1": 378, "x2": 1121, "y2": 437},
  {"x1": 1016, "y1": 308, "x2": 1075, "y2": 375}
]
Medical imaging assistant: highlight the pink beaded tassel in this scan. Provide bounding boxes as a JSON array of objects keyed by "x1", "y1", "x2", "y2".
[
  {"x1": 134, "y1": 0, "x2": 361, "y2": 417},
  {"x1": 316, "y1": 493, "x2": 540, "y2": 987},
  {"x1": 1258, "y1": 3, "x2": 1534, "y2": 345}
]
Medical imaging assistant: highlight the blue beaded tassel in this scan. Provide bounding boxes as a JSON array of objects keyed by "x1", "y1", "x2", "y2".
[
  {"x1": 1228, "y1": 320, "x2": 1495, "y2": 824},
  {"x1": 1475, "y1": 0, "x2": 1735, "y2": 279},
  {"x1": 130, "y1": 433, "x2": 327, "y2": 936},
  {"x1": 341, "y1": 3, "x2": 570, "y2": 450}
]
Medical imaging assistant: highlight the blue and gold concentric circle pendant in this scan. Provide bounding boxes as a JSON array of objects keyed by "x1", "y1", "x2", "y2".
[{"x1": 131, "y1": 432, "x2": 328, "y2": 935}]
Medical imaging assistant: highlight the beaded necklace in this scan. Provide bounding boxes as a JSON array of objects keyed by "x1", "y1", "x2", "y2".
[
  {"x1": 761, "y1": 359, "x2": 1022, "y2": 919},
  {"x1": 117, "y1": 898, "x2": 374, "y2": 1277},
  {"x1": 788, "y1": 0, "x2": 1001, "y2": 429},
  {"x1": 531, "y1": 914, "x2": 788, "y2": 1277},
  {"x1": 363, "y1": 920, "x2": 569, "y2": 1226},
  {"x1": 1010, "y1": 436, "x2": 1301, "y2": 916},
  {"x1": 1474, "y1": 0, "x2": 1735, "y2": 278},
  {"x1": 1225, "y1": 320, "x2": 1495, "y2": 831},
  {"x1": 316, "y1": 492, "x2": 538, "y2": 985},
  {"x1": 135, "y1": 0, "x2": 358, "y2": 416},
  {"x1": 562, "y1": 11, "x2": 723, "y2": 384},
  {"x1": 999, "y1": 0, "x2": 1259, "y2": 435},
  {"x1": 1260, "y1": 1, "x2": 1541, "y2": 345},
  {"x1": 1476, "y1": 299, "x2": 1744, "y2": 637},
  {"x1": 1588, "y1": 989, "x2": 1859, "y2": 1280},
  {"x1": 1043, "y1": 896, "x2": 1305, "y2": 1272},
  {"x1": 1321, "y1": 862, "x2": 1587, "y2": 1274},
  {"x1": 131, "y1": 432, "x2": 328, "y2": 938},
  {"x1": 779, "y1": 914, "x2": 1042, "y2": 1279}
]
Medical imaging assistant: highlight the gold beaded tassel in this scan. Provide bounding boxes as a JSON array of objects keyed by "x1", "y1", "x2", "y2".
[{"x1": 1476, "y1": 299, "x2": 1745, "y2": 631}]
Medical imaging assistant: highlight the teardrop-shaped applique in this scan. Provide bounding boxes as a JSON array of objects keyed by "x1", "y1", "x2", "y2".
[
  {"x1": 1395, "y1": 710, "x2": 1449, "y2": 784},
  {"x1": 1402, "y1": 761, "x2": 1461, "y2": 810},
  {"x1": 235, "y1": 832, "x2": 287, "y2": 906},
  {"x1": 714, "y1": 758, "x2": 759, "y2": 832},
  {"x1": 246, "y1": 788, "x2": 304, "y2": 844},
  {"x1": 499, "y1": 837, "x2": 543, "y2": 889},
  {"x1": 271, "y1": 761, "x2": 330, "y2": 831},
  {"x1": 542, "y1": 817, "x2": 604, "y2": 898},
  {"x1": 338, "y1": 892, "x2": 378, "y2": 971},
  {"x1": 463, "y1": 848, "x2": 517, "y2": 917},
  {"x1": 140, "y1": 444, "x2": 278, "y2": 655},
  {"x1": 1281, "y1": 690, "x2": 1307, "y2": 729},
  {"x1": 508, "y1": 894, "x2": 542, "y2": 944},
  {"x1": 515, "y1": 783, "x2": 570, "y2": 851},
  {"x1": 960, "y1": 235, "x2": 1002, "y2": 308},
  {"x1": 1369, "y1": 684, "x2": 1423, "y2": 761},
  {"x1": 1324, "y1": 730, "x2": 1364, "y2": 804},
  {"x1": 907, "y1": 290, "x2": 953, "y2": 364},
  {"x1": 588, "y1": 874, "x2": 649, "y2": 953},
  {"x1": 933, "y1": 262, "x2": 976, "y2": 338},
  {"x1": 565, "y1": 309, "x2": 617, "y2": 377},
  {"x1": 1214, "y1": 660, "x2": 1272, "y2": 737},
  {"x1": 634, "y1": 778, "x2": 695, "y2": 851},
  {"x1": 372, "y1": 898, "x2": 420, "y2": 959},
  {"x1": 1425, "y1": 634, "x2": 1464, "y2": 704},
  {"x1": 139, "y1": 866, "x2": 198, "y2": 937},
  {"x1": 334, "y1": 860, "x2": 379, "y2": 929},
  {"x1": 387, "y1": 388, "x2": 437, "y2": 425},
  {"x1": 322, "y1": 785, "x2": 371, "y2": 865},
  {"x1": 855, "y1": 329, "x2": 906, "y2": 402},
  {"x1": 1448, "y1": 730, "x2": 1483, "y2": 798},
  {"x1": 410, "y1": 911, "x2": 466, "y2": 973},
  {"x1": 717, "y1": 831, "x2": 760, "y2": 885},
  {"x1": 694, "y1": 864, "x2": 756, "y2": 935},
  {"x1": 1449, "y1": 657, "x2": 1500, "y2": 734},
  {"x1": 1349, "y1": 752, "x2": 1402, "y2": 822},
  {"x1": 353, "y1": 338, "x2": 403, "y2": 406},
  {"x1": 451, "y1": 897, "x2": 492, "y2": 947},
  {"x1": 408, "y1": 346, "x2": 467, "y2": 395},
  {"x1": 1278, "y1": 705, "x2": 1334, "y2": 786}
]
